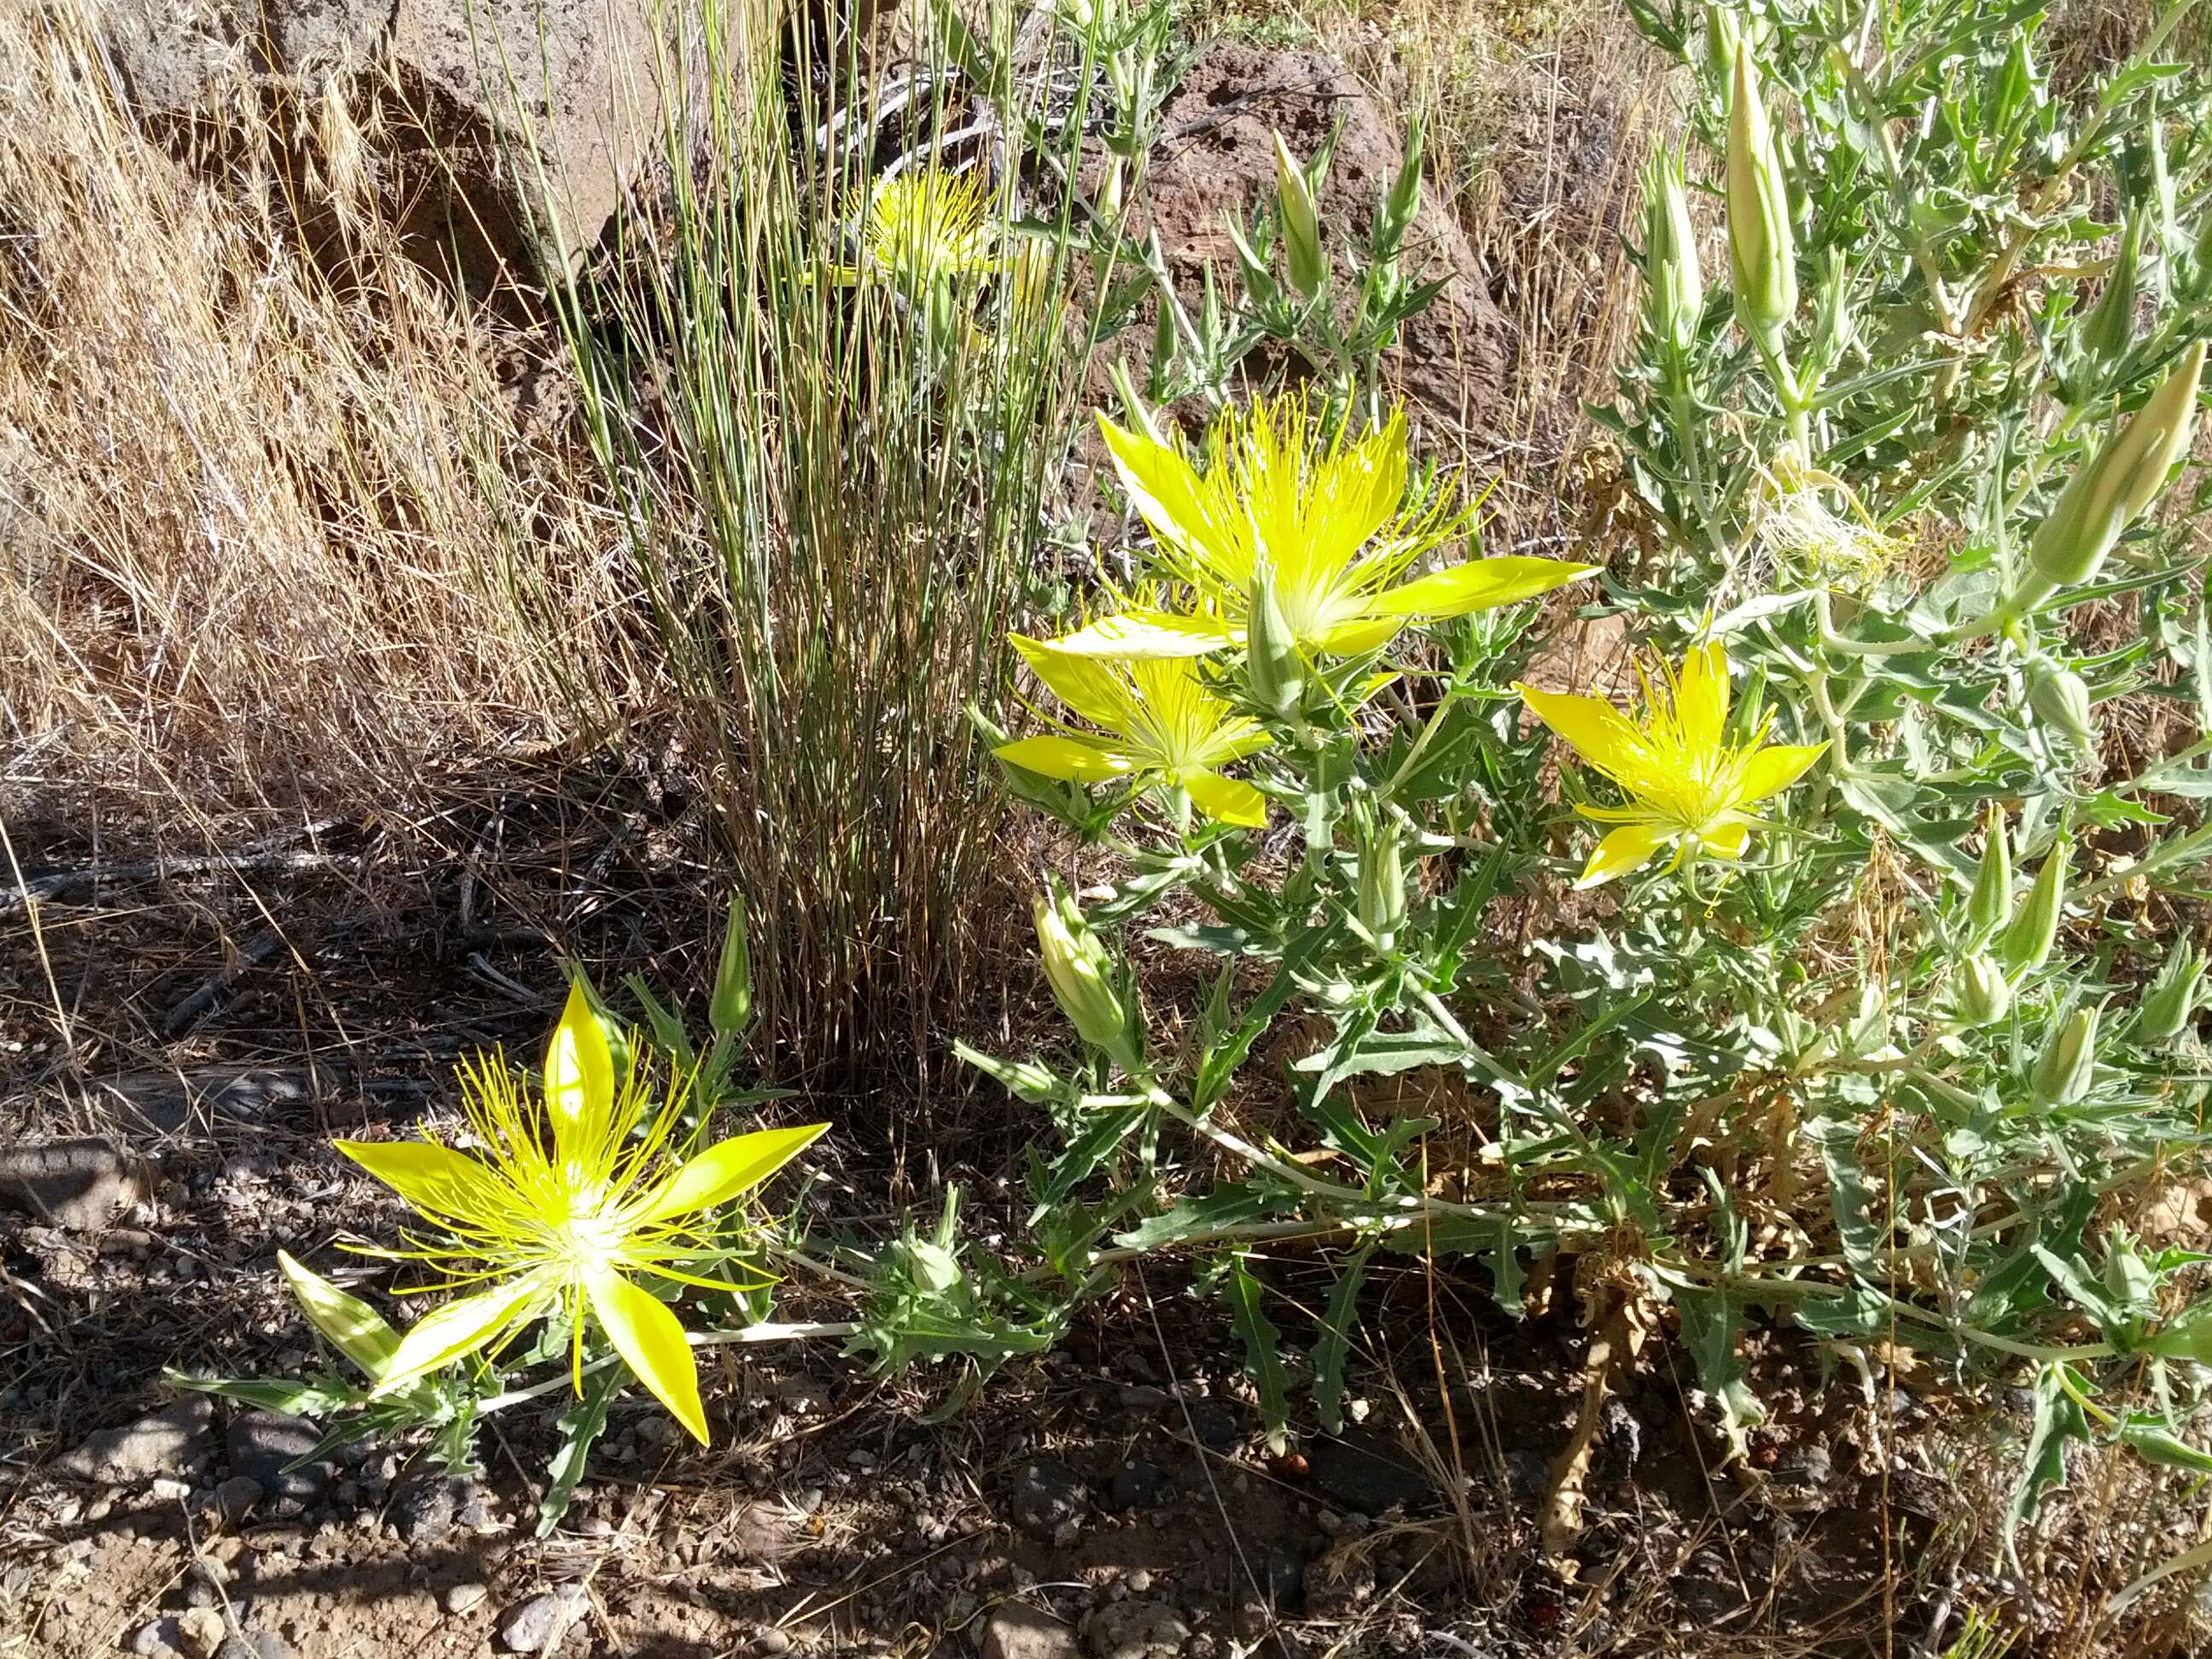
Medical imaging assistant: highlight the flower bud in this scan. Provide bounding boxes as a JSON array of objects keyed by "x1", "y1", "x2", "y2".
[
  {"x1": 710, "y1": 893, "x2": 754, "y2": 1037},
  {"x1": 1966, "y1": 803, "x2": 2012, "y2": 944},
  {"x1": 277, "y1": 1250, "x2": 399, "y2": 1381},
  {"x1": 2081, "y1": 213, "x2": 2144, "y2": 372},
  {"x1": 1726, "y1": 41, "x2": 1797, "y2": 351},
  {"x1": 1033, "y1": 883, "x2": 1138, "y2": 1068},
  {"x1": 1273, "y1": 132, "x2": 1327, "y2": 303},
  {"x1": 2029, "y1": 1005, "x2": 2099, "y2": 1108},
  {"x1": 1641, "y1": 147, "x2": 1703, "y2": 358},
  {"x1": 1704, "y1": 6, "x2": 1743, "y2": 102},
  {"x1": 1953, "y1": 954, "x2": 2012, "y2": 1027},
  {"x1": 1356, "y1": 812, "x2": 1408, "y2": 948},
  {"x1": 2001, "y1": 838, "x2": 2069, "y2": 977},
  {"x1": 2029, "y1": 664, "x2": 2095, "y2": 749},
  {"x1": 2137, "y1": 946, "x2": 2207, "y2": 1045},
  {"x1": 2027, "y1": 340, "x2": 2205, "y2": 591},
  {"x1": 1246, "y1": 562, "x2": 1305, "y2": 720},
  {"x1": 1375, "y1": 113, "x2": 1425, "y2": 262}
]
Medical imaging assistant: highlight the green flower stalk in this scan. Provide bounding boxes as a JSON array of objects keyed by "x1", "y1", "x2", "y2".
[
  {"x1": 1953, "y1": 955, "x2": 2012, "y2": 1027},
  {"x1": 2137, "y1": 947, "x2": 2207, "y2": 1045},
  {"x1": 2006, "y1": 341, "x2": 2205, "y2": 617},
  {"x1": 2030, "y1": 1005, "x2": 2100, "y2": 1109},
  {"x1": 2002, "y1": 839, "x2": 2069, "y2": 977},
  {"x1": 1034, "y1": 882, "x2": 1140, "y2": 1071},
  {"x1": 1966, "y1": 804, "x2": 2013, "y2": 944},
  {"x1": 1641, "y1": 146, "x2": 1704, "y2": 360},
  {"x1": 1355, "y1": 808, "x2": 1408, "y2": 948},
  {"x1": 1726, "y1": 41, "x2": 1798, "y2": 357}
]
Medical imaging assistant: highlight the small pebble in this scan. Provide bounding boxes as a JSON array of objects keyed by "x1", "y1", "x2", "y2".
[{"x1": 444, "y1": 1580, "x2": 490, "y2": 1615}]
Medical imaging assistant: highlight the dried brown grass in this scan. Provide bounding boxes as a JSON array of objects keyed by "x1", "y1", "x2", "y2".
[{"x1": 0, "y1": 3, "x2": 615, "y2": 828}]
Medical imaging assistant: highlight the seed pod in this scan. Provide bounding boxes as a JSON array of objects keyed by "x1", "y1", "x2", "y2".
[
  {"x1": 277, "y1": 1250, "x2": 400, "y2": 1381},
  {"x1": 1953, "y1": 955, "x2": 2013, "y2": 1027},
  {"x1": 1726, "y1": 41, "x2": 1798, "y2": 351},
  {"x1": 709, "y1": 893, "x2": 754, "y2": 1037},
  {"x1": 2029, "y1": 664, "x2": 2096, "y2": 749},
  {"x1": 1246, "y1": 562, "x2": 1306, "y2": 720},
  {"x1": 2137, "y1": 946, "x2": 2207, "y2": 1045},
  {"x1": 1273, "y1": 132, "x2": 1328, "y2": 303},
  {"x1": 1642, "y1": 146, "x2": 1704, "y2": 358},
  {"x1": 2027, "y1": 340, "x2": 2206, "y2": 591},
  {"x1": 1033, "y1": 883, "x2": 1138, "y2": 1068},
  {"x1": 2002, "y1": 838, "x2": 2069, "y2": 977},
  {"x1": 1966, "y1": 803, "x2": 2012, "y2": 944},
  {"x1": 1356, "y1": 811, "x2": 1408, "y2": 948},
  {"x1": 2029, "y1": 1004, "x2": 2099, "y2": 1108}
]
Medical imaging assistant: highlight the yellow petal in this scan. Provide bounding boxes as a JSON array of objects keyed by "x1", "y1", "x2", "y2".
[
  {"x1": 585, "y1": 1268, "x2": 707, "y2": 1445},
  {"x1": 1576, "y1": 822, "x2": 1673, "y2": 888},
  {"x1": 995, "y1": 735, "x2": 1132, "y2": 782},
  {"x1": 1181, "y1": 771, "x2": 1268, "y2": 828},
  {"x1": 1098, "y1": 415, "x2": 1226, "y2": 568},
  {"x1": 1676, "y1": 641, "x2": 1730, "y2": 750},
  {"x1": 278, "y1": 1251, "x2": 401, "y2": 1380},
  {"x1": 334, "y1": 1138, "x2": 502, "y2": 1228},
  {"x1": 1314, "y1": 614, "x2": 1405, "y2": 655},
  {"x1": 1700, "y1": 819, "x2": 1753, "y2": 859},
  {"x1": 1011, "y1": 634, "x2": 1127, "y2": 725},
  {"x1": 1734, "y1": 742, "x2": 1827, "y2": 805},
  {"x1": 375, "y1": 1273, "x2": 550, "y2": 1390},
  {"x1": 637, "y1": 1123, "x2": 830, "y2": 1224},
  {"x1": 544, "y1": 980, "x2": 616, "y2": 1166},
  {"x1": 1368, "y1": 557, "x2": 1600, "y2": 619},
  {"x1": 1516, "y1": 684, "x2": 1646, "y2": 777},
  {"x1": 1039, "y1": 611, "x2": 1233, "y2": 658}
]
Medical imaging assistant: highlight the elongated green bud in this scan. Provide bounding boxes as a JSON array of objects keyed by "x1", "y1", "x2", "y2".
[
  {"x1": 1966, "y1": 804, "x2": 2012, "y2": 943},
  {"x1": 1246, "y1": 562, "x2": 1305, "y2": 719},
  {"x1": 710, "y1": 893, "x2": 754, "y2": 1037},
  {"x1": 2029, "y1": 1005, "x2": 2099, "y2": 1108},
  {"x1": 1642, "y1": 146, "x2": 1703, "y2": 358},
  {"x1": 2029, "y1": 663, "x2": 2095, "y2": 749},
  {"x1": 1376, "y1": 114, "x2": 1425, "y2": 262},
  {"x1": 2081, "y1": 214, "x2": 2144, "y2": 370},
  {"x1": 277, "y1": 1250, "x2": 399, "y2": 1381},
  {"x1": 1704, "y1": 6, "x2": 1743, "y2": 102},
  {"x1": 1953, "y1": 955, "x2": 2012, "y2": 1027},
  {"x1": 2027, "y1": 340, "x2": 2205, "y2": 592},
  {"x1": 1034, "y1": 882, "x2": 1138, "y2": 1068},
  {"x1": 2002, "y1": 839, "x2": 2069, "y2": 977},
  {"x1": 1356, "y1": 811, "x2": 1408, "y2": 948},
  {"x1": 2137, "y1": 946, "x2": 2207, "y2": 1045},
  {"x1": 1273, "y1": 132, "x2": 1327, "y2": 303},
  {"x1": 1726, "y1": 41, "x2": 1797, "y2": 351}
]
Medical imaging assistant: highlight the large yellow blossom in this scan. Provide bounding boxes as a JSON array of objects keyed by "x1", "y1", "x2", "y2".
[
  {"x1": 1516, "y1": 641, "x2": 1825, "y2": 887},
  {"x1": 334, "y1": 986, "x2": 825, "y2": 1443},
  {"x1": 995, "y1": 636, "x2": 1271, "y2": 826},
  {"x1": 830, "y1": 167, "x2": 1003, "y2": 289},
  {"x1": 1047, "y1": 395, "x2": 1598, "y2": 659}
]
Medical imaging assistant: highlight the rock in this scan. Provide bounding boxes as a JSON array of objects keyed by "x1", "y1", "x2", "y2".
[
  {"x1": 389, "y1": 1473, "x2": 468, "y2": 1543},
  {"x1": 750, "y1": 1633, "x2": 793, "y2": 1657},
  {"x1": 213, "y1": 1475, "x2": 263, "y2": 1523},
  {"x1": 215, "y1": 1636, "x2": 298, "y2": 1659},
  {"x1": 56, "y1": 1396, "x2": 216, "y2": 1484},
  {"x1": 1264, "y1": 1545, "x2": 1305, "y2": 1610},
  {"x1": 1183, "y1": 1399, "x2": 1241, "y2": 1452},
  {"x1": 497, "y1": 1586, "x2": 587, "y2": 1654},
  {"x1": 225, "y1": 1412, "x2": 329, "y2": 1511},
  {"x1": 0, "y1": 1137, "x2": 151, "y2": 1231},
  {"x1": 176, "y1": 1607, "x2": 226, "y2": 1659},
  {"x1": 1006, "y1": 1458, "x2": 1087, "y2": 1543},
  {"x1": 1109, "y1": 1459, "x2": 1166, "y2": 1510},
  {"x1": 1078, "y1": 1598, "x2": 1190, "y2": 1659},
  {"x1": 129, "y1": 1616, "x2": 183, "y2": 1657},
  {"x1": 444, "y1": 1580, "x2": 491, "y2": 1615},
  {"x1": 1136, "y1": 38, "x2": 1513, "y2": 443},
  {"x1": 979, "y1": 1605, "x2": 1080, "y2": 1659},
  {"x1": 1305, "y1": 1428, "x2": 1430, "y2": 1516},
  {"x1": 83, "y1": 0, "x2": 751, "y2": 294}
]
